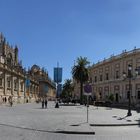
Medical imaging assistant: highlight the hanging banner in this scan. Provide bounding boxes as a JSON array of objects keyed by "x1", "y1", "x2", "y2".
[{"x1": 25, "y1": 79, "x2": 30, "y2": 87}]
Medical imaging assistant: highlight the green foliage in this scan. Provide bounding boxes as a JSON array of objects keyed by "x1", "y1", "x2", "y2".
[
  {"x1": 60, "y1": 79, "x2": 74, "y2": 99},
  {"x1": 71, "y1": 56, "x2": 90, "y2": 103},
  {"x1": 107, "y1": 94, "x2": 114, "y2": 102},
  {"x1": 72, "y1": 56, "x2": 90, "y2": 83}
]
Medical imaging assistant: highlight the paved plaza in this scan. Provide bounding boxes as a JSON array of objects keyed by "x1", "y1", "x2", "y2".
[{"x1": 0, "y1": 102, "x2": 140, "y2": 140}]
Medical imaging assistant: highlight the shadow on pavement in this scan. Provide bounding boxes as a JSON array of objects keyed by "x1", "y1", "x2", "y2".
[
  {"x1": 70, "y1": 121, "x2": 87, "y2": 127},
  {"x1": 112, "y1": 115, "x2": 136, "y2": 122},
  {"x1": 135, "y1": 119, "x2": 140, "y2": 127},
  {"x1": 116, "y1": 115, "x2": 127, "y2": 120}
]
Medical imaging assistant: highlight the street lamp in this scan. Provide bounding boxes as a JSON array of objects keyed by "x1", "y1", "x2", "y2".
[{"x1": 123, "y1": 64, "x2": 138, "y2": 116}]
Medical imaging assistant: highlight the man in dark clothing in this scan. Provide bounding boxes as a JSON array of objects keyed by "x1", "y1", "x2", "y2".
[
  {"x1": 42, "y1": 100, "x2": 44, "y2": 109},
  {"x1": 45, "y1": 99, "x2": 48, "y2": 108}
]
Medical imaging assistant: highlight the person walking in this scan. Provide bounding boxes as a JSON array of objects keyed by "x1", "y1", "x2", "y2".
[
  {"x1": 42, "y1": 99, "x2": 44, "y2": 109},
  {"x1": 45, "y1": 99, "x2": 48, "y2": 108},
  {"x1": 8, "y1": 96, "x2": 13, "y2": 107}
]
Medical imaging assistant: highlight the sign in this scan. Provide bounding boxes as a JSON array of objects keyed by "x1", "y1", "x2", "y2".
[
  {"x1": 54, "y1": 68, "x2": 62, "y2": 83},
  {"x1": 25, "y1": 79, "x2": 30, "y2": 87},
  {"x1": 84, "y1": 84, "x2": 92, "y2": 96},
  {"x1": 84, "y1": 83, "x2": 92, "y2": 123}
]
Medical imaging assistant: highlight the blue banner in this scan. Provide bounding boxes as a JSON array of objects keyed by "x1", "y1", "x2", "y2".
[{"x1": 25, "y1": 79, "x2": 30, "y2": 87}]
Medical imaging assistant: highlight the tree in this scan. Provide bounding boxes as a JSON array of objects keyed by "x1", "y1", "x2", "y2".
[
  {"x1": 72, "y1": 56, "x2": 90, "y2": 104},
  {"x1": 107, "y1": 94, "x2": 114, "y2": 102},
  {"x1": 61, "y1": 79, "x2": 74, "y2": 100}
]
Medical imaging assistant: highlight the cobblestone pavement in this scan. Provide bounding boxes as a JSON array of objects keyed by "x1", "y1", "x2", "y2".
[{"x1": 0, "y1": 102, "x2": 140, "y2": 140}]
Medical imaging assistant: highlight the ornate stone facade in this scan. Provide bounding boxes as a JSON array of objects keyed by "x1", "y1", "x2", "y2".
[
  {"x1": 73, "y1": 48, "x2": 140, "y2": 105},
  {"x1": 29, "y1": 65, "x2": 56, "y2": 100},
  {"x1": 0, "y1": 34, "x2": 39, "y2": 103},
  {"x1": 0, "y1": 33, "x2": 55, "y2": 105}
]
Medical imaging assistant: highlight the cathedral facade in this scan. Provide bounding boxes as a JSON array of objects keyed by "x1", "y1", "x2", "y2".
[{"x1": 0, "y1": 33, "x2": 55, "y2": 105}]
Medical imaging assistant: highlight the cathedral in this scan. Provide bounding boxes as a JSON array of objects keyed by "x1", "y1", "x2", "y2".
[{"x1": 0, "y1": 33, "x2": 55, "y2": 105}]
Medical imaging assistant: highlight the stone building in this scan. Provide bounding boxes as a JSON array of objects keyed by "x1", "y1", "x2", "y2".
[
  {"x1": 73, "y1": 48, "x2": 140, "y2": 105},
  {"x1": 29, "y1": 65, "x2": 56, "y2": 100},
  {"x1": 0, "y1": 33, "x2": 39, "y2": 104}
]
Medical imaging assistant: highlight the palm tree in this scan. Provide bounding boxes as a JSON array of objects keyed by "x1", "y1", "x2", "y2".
[
  {"x1": 72, "y1": 56, "x2": 90, "y2": 104},
  {"x1": 61, "y1": 79, "x2": 74, "y2": 101}
]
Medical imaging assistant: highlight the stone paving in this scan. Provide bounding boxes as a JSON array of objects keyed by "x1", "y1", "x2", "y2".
[{"x1": 0, "y1": 102, "x2": 140, "y2": 140}]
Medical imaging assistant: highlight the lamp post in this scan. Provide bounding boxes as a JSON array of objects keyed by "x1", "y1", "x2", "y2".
[
  {"x1": 123, "y1": 64, "x2": 138, "y2": 116},
  {"x1": 127, "y1": 64, "x2": 132, "y2": 116}
]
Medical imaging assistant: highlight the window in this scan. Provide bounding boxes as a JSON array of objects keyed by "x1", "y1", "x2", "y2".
[
  {"x1": 7, "y1": 77, "x2": 11, "y2": 88},
  {"x1": 20, "y1": 82, "x2": 23, "y2": 91},
  {"x1": 0, "y1": 78, "x2": 2, "y2": 86},
  {"x1": 89, "y1": 77, "x2": 92, "y2": 83},
  {"x1": 100, "y1": 75, "x2": 102, "y2": 81},
  {"x1": 14, "y1": 80, "x2": 17, "y2": 90},
  {"x1": 95, "y1": 76, "x2": 97, "y2": 82},
  {"x1": 137, "y1": 66, "x2": 140, "y2": 75},
  {"x1": 7, "y1": 81, "x2": 11, "y2": 88},
  {"x1": 116, "y1": 71, "x2": 119, "y2": 79},
  {"x1": 106, "y1": 73, "x2": 109, "y2": 80},
  {"x1": 7, "y1": 53, "x2": 13, "y2": 66}
]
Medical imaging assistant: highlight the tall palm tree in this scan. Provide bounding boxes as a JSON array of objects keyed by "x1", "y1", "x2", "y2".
[{"x1": 72, "y1": 56, "x2": 90, "y2": 104}]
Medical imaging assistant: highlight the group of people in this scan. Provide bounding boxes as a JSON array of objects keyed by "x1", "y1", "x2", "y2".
[
  {"x1": 1, "y1": 97, "x2": 7, "y2": 103},
  {"x1": 0, "y1": 96, "x2": 13, "y2": 107},
  {"x1": 42, "y1": 99, "x2": 48, "y2": 109}
]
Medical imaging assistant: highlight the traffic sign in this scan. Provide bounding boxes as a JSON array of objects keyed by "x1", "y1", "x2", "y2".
[{"x1": 84, "y1": 84, "x2": 92, "y2": 96}]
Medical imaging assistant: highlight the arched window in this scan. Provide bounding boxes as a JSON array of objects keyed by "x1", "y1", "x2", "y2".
[{"x1": 7, "y1": 53, "x2": 13, "y2": 66}]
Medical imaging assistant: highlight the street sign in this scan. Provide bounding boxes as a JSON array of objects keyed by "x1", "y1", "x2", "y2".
[
  {"x1": 84, "y1": 83, "x2": 92, "y2": 123},
  {"x1": 84, "y1": 84, "x2": 92, "y2": 96}
]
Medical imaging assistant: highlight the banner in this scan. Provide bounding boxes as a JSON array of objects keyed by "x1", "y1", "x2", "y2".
[{"x1": 25, "y1": 79, "x2": 30, "y2": 87}]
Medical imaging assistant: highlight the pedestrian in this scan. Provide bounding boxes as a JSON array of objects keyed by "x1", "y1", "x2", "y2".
[
  {"x1": 8, "y1": 96, "x2": 13, "y2": 107},
  {"x1": 45, "y1": 99, "x2": 48, "y2": 108},
  {"x1": 42, "y1": 99, "x2": 44, "y2": 109},
  {"x1": 55, "y1": 100, "x2": 59, "y2": 108},
  {"x1": 5, "y1": 97, "x2": 7, "y2": 103},
  {"x1": 2, "y1": 97, "x2": 4, "y2": 103},
  {"x1": 10, "y1": 98, "x2": 13, "y2": 107}
]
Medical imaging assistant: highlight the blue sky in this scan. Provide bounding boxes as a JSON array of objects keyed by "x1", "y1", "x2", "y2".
[{"x1": 0, "y1": 0, "x2": 140, "y2": 82}]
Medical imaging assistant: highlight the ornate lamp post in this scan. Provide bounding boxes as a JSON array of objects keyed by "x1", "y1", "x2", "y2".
[{"x1": 123, "y1": 64, "x2": 138, "y2": 116}]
